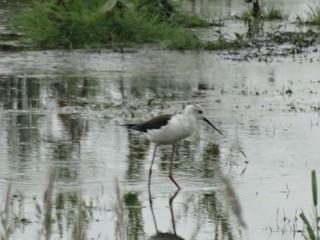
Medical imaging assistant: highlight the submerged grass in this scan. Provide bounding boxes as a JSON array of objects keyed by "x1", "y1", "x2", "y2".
[{"x1": 12, "y1": 0, "x2": 207, "y2": 49}]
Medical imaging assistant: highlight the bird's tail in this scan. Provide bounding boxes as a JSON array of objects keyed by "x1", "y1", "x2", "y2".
[
  {"x1": 121, "y1": 123, "x2": 144, "y2": 132},
  {"x1": 121, "y1": 123, "x2": 137, "y2": 129}
]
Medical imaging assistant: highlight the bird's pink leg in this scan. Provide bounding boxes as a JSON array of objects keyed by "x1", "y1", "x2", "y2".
[
  {"x1": 169, "y1": 188, "x2": 180, "y2": 235},
  {"x1": 148, "y1": 145, "x2": 157, "y2": 203},
  {"x1": 168, "y1": 144, "x2": 181, "y2": 189}
]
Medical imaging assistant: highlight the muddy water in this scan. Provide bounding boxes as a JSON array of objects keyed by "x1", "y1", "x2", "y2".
[{"x1": 1, "y1": 0, "x2": 320, "y2": 240}]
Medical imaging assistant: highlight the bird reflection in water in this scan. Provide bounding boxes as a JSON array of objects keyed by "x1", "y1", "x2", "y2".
[{"x1": 148, "y1": 189, "x2": 184, "y2": 240}]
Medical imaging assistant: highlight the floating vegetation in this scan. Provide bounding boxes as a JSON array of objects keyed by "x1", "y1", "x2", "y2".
[
  {"x1": 204, "y1": 33, "x2": 246, "y2": 51},
  {"x1": 269, "y1": 30, "x2": 317, "y2": 48}
]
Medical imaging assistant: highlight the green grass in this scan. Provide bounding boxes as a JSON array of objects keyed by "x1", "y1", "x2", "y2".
[
  {"x1": 11, "y1": 0, "x2": 208, "y2": 49},
  {"x1": 306, "y1": 6, "x2": 320, "y2": 25}
]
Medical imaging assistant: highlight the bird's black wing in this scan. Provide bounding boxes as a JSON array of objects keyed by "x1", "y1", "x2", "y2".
[{"x1": 126, "y1": 114, "x2": 173, "y2": 132}]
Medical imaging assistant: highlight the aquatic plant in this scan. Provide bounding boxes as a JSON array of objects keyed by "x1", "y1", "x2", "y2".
[
  {"x1": 12, "y1": 0, "x2": 207, "y2": 49},
  {"x1": 300, "y1": 170, "x2": 319, "y2": 240}
]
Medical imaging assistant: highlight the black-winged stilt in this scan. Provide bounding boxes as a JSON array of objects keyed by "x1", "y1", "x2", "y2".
[{"x1": 125, "y1": 104, "x2": 223, "y2": 189}]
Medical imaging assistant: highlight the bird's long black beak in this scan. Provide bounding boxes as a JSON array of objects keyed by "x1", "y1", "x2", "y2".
[{"x1": 203, "y1": 117, "x2": 223, "y2": 135}]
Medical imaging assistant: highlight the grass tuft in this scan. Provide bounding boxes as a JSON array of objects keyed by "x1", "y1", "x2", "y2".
[
  {"x1": 11, "y1": 0, "x2": 209, "y2": 49},
  {"x1": 264, "y1": 7, "x2": 283, "y2": 20},
  {"x1": 306, "y1": 6, "x2": 320, "y2": 25},
  {"x1": 241, "y1": 6, "x2": 283, "y2": 21}
]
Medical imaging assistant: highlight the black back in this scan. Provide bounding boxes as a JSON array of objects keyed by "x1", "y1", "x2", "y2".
[{"x1": 126, "y1": 114, "x2": 172, "y2": 132}]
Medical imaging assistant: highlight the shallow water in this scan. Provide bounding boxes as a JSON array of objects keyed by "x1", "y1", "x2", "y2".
[
  {"x1": 1, "y1": 49, "x2": 320, "y2": 240},
  {"x1": 1, "y1": 0, "x2": 320, "y2": 240}
]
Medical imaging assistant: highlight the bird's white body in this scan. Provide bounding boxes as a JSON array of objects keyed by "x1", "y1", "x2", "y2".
[{"x1": 146, "y1": 113, "x2": 196, "y2": 145}]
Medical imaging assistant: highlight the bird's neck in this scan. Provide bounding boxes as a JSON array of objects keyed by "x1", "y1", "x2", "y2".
[{"x1": 185, "y1": 114, "x2": 197, "y2": 129}]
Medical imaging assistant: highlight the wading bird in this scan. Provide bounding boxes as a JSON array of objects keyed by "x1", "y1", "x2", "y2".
[{"x1": 125, "y1": 104, "x2": 223, "y2": 190}]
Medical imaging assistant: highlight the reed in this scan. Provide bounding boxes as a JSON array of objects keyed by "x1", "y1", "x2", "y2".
[
  {"x1": 44, "y1": 166, "x2": 56, "y2": 240},
  {"x1": 300, "y1": 170, "x2": 319, "y2": 240},
  {"x1": 0, "y1": 183, "x2": 13, "y2": 240},
  {"x1": 114, "y1": 179, "x2": 126, "y2": 240}
]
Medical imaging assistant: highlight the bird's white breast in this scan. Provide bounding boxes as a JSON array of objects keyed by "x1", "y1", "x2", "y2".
[{"x1": 146, "y1": 114, "x2": 195, "y2": 145}]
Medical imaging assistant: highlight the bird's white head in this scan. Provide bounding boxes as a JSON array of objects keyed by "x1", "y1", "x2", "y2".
[
  {"x1": 184, "y1": 104, "x2": 223, "y2": 135},
  {"x1": 184, "y1": 104, "x2": 205, "y2": 120}
]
